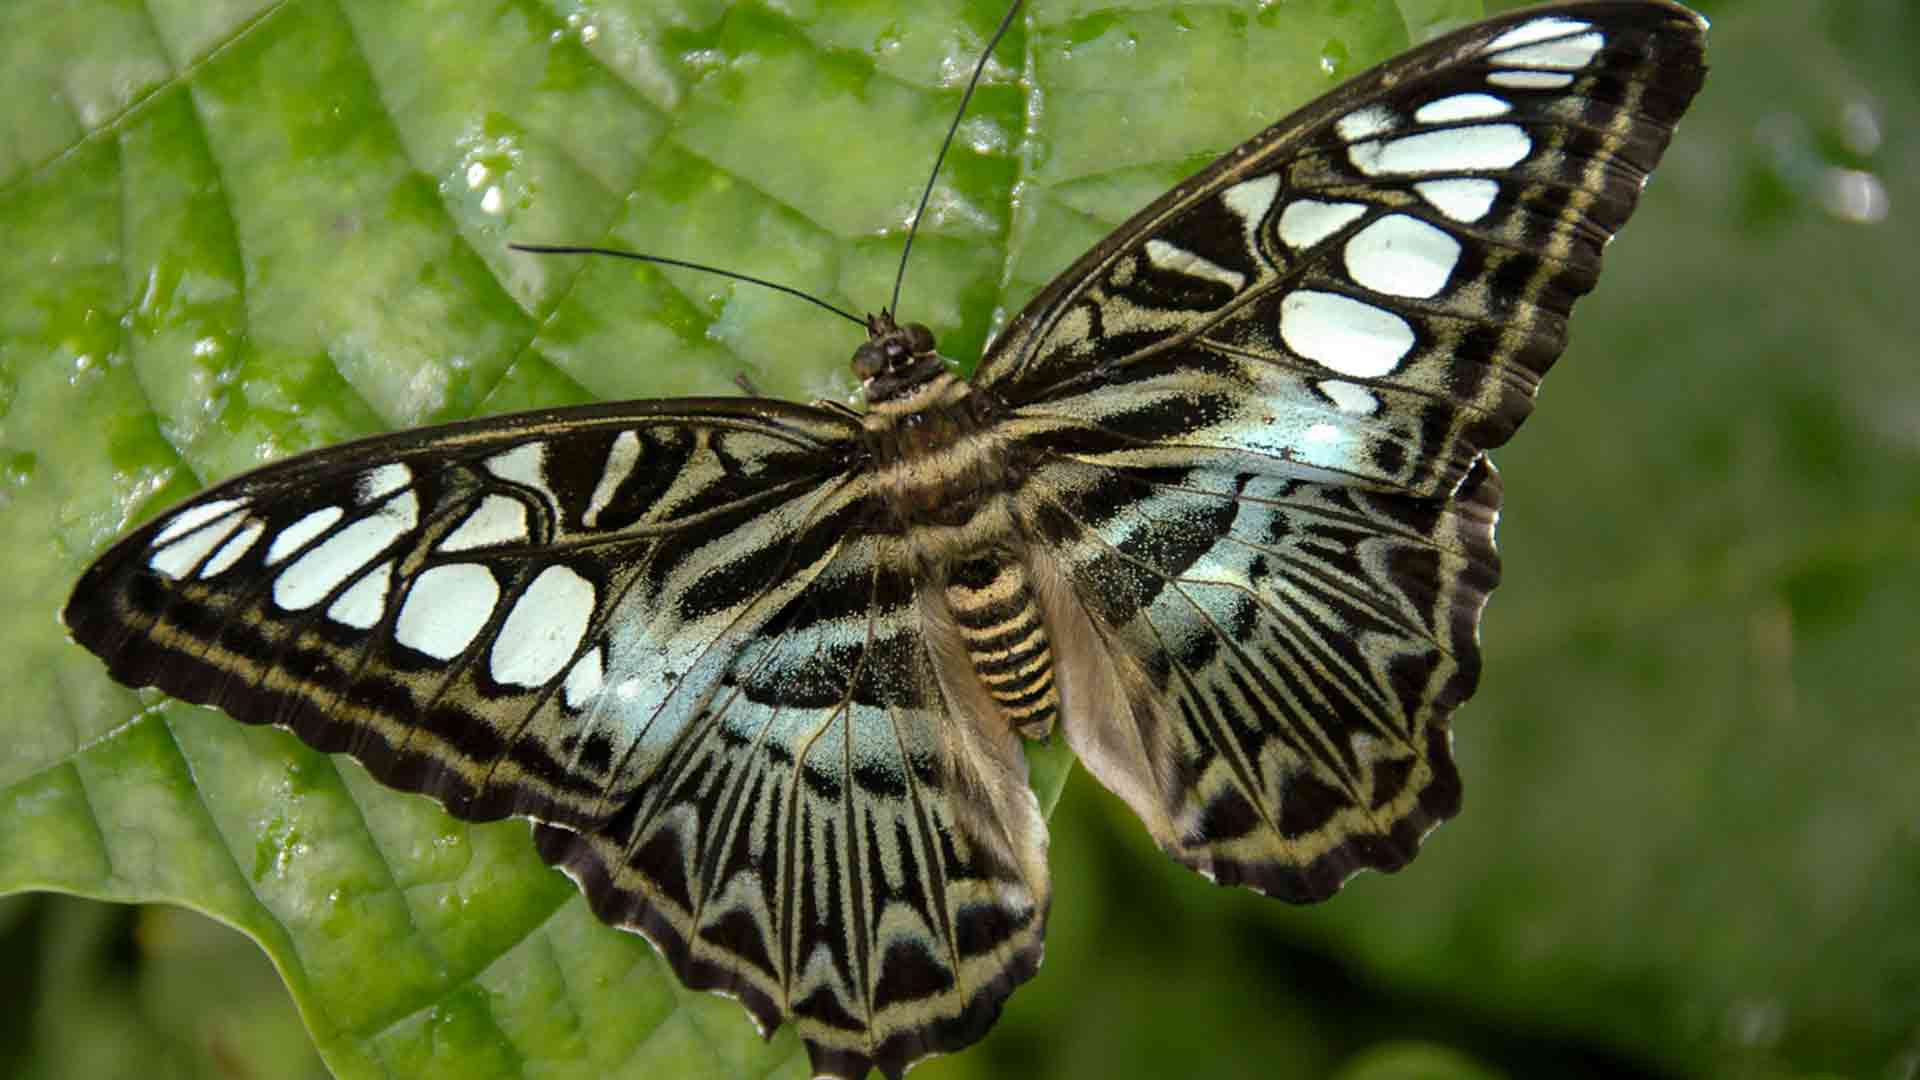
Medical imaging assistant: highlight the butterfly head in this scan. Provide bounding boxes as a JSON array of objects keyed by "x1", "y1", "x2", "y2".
[{"x1": 853, "y1": 313, "x2": 944, "y2": 404}]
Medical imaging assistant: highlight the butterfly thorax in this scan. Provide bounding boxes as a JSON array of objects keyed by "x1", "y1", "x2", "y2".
[{"x1": 854, "y1": 317, "x2": 1015, "y2": 530}]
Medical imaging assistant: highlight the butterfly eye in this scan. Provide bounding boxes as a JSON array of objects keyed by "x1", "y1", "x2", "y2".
[
  {"x1": 905, "y1": 323, "x2": 935, "y2": 354},
  {"x1": 851, "y1": 340, "x2": 888, "y2": 380}
]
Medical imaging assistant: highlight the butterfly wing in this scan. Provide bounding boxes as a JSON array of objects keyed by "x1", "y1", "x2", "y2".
[
  {"x1": 1023, "y1": 456, "x2": 1499, "y2": 899},
  {"x1": 63, "y1": 398, "x2": 1048, "y2": 1079},
  {"x1": 66, "y1": 398, "x2": 862, "y2": 830},
  {"x1": 533, "y1": 525, "x2": 1048, "y2": 1080},
  {"x1": 983, "y1": 3, "x2": 1707, "y2": 898},
  {"x1": 982, "y1": 1, "x2": 1708, "y2": 499}
]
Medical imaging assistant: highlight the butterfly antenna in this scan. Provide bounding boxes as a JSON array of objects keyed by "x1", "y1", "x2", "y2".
[
  {"x1": 888, "y1": 0, "x2": 1024, "y2": 317},
  {"x1": 509, "y1": 243, "x2": 867, "y2": 328}
]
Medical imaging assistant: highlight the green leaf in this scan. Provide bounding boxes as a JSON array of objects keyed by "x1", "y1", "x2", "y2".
[{"x1": 1, "y1": 2, "x2": 1433, "y2": 1077}]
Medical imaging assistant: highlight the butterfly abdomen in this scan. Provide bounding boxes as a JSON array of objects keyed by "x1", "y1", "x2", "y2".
[{"x1": 943, "y1": 552, "x2": 1059, "y2": 741}]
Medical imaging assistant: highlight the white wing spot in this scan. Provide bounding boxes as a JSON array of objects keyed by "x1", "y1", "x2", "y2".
[
  {"x1": 357, "y1": 463, "x2": 411, "y2": 503},
  {"x1": 1319, "y1": 379, "x2": 1380, "y2": 416},
  {"x1": 1279, "y1": 290, "x2": 1416, "y2": 378},
  {"x1": 1145, "y1": 239, "x2": 1246, "y2": 291},
  {"x1": 1221, "y1": 174, "x2": 1280, "y2": 222},
  {"x1": 273, "y1": 493, "x2": 418, "y2": 611},
  {"x1": 583, "y1": 431, "x2": 641, "y2": 528},
  {"x1": 1416, "y1": 178, "x2": 1501, "y2": 223},
  {"x1": 1492, "y1": 33, "x2": 1604, "y2": 71},
  {"x1": 564, "y1": 647, "x2": 604, "y2": 711},
  {"x1": 1482, "y1": 17, "x2": 1592, "y2": 54},
  {"x1": 395, "y1": 562, "x2": 498, "y2": 660},
  {"x1": 1304, "y1": 422, "x2": 1343, "y2": 445},
  {"x1": 153, "y1": 498, "x2": 246, "y2": 546},
  {"x1": 1335, "y1": 104, "x2": 1395, "y2": 142},
  {"x1": 326, "y1": 560, "x2": 393, "y2": 630},
  {"x1": 1349, "y1": 125, "x2": 1531, "y2": 176},
  {"x1": 1415, "y1": 93, "x2": 1512, "y2": 124},
  {"x1": 486, "y1": 443, "x2": 549, "y2": 492},
  {"x1": 149, "y1": 511, "x2": 245, "y2": 579},
  {"x1": 1344, "y1": 214, "x2": 1462, "y2": 298},
  {"x1": 1278, "y1": 200, "x2": 1367, "y2": 249},
  {"x1": 441, "y1": 495, "x2": 529, "y2": 552},
  {"x1": 199, "y1": 520, "x2": 265, "y2": 578},
  {"x1": 1220, "y1": 174, "x2": 1281, "y2": 251},
  {"x1": 266, "y1": 506, "x2": 344, "y2": 565},
  {"x1": 491, "y1": 565, "x2": 596, "y2": 688},
  {"x1": 1487, "y1": 70, "x2": 1575, "y2": 90}
]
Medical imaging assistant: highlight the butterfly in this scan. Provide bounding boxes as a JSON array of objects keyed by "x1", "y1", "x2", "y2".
[{"x1": 62, "y1": 3, "x2": 1707, "y2": 1077}]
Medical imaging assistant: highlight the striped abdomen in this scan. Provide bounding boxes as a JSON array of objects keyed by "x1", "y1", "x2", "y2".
[{"x1": 944, "y1": 553, "x2": 1058, "y2": 741}]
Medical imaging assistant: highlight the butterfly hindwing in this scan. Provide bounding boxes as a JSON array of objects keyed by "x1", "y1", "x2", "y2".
[
  {"x1": 985, "y1": 1, "x2": 1708, "y2": 498},
  {"x1": 535, "y1": 528, "x2": 1048, "y2": 1080},
  {"x1": 1022, "y1": 456, "x2": 1500, "y2": 900}
]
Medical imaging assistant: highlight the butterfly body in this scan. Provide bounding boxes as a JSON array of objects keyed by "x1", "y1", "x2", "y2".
[
  {"x1": 63, "y1": 4, "x2": 1708, "y2": 1077},
  {"x1": 847, "y1": 317, "x2": 1071, "y2": 744}
]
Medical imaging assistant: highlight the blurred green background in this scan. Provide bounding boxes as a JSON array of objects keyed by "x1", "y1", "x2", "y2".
[{"x1": 2, "y1": 0, "x2": 1914, "y2": 1078}]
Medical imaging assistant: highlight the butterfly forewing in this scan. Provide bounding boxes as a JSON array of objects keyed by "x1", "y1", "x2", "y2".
[
  {"x1": 65, "y1": 400, "x2": 864, "y2": 826},
  {"x1": 61, "y1": 4, "x2": 1707, "y2": 1078},
  {"x1": 985, "y1": 1, "x2": 1707, "y2": 499}
]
